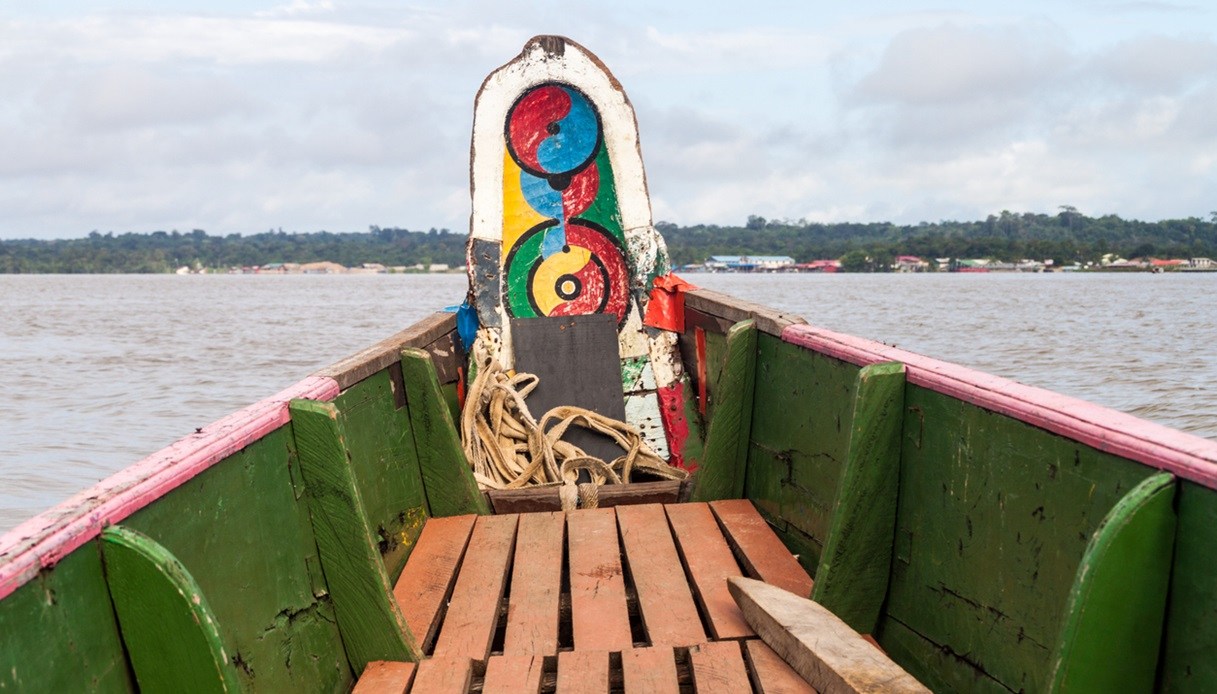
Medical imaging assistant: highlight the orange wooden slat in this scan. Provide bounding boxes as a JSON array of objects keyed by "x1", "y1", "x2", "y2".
[
  {"x1": 556, "y1": 650, "x2": 610, "y2": 694},
  {"x1": 503, "y1": 511, "x2": 565, "y2": 655},
  {"x1": 410, "y1": 656, "x2": 472, "y2": 694},
  {"x1": 743, "y1": 640, "x2": 818, "y2": 694},
  {"x1": 567, "y1": 508, "x2": 633, "y2": 651},
  {"x1": 393, "y1": 514, "x2": 478, "y2": 651},
  {"x1": 665, "y1": 503, "x2": 753, "y2": 639},
  {"x1": 616, "y1": 503, "x2": 706, "y2": 646},
  {"x1": 621, "y1": 646, "x2": 679, "y2": 694},
  {"x1": 431, "y1": 514, "x2": 518, "y2": 660},
  {"x1": 352, "y1": 661, "x2": 416, "y2": 694},
  {"x1": 689, "y1": 641, "x2": 752, "y2": 693},
  {"x1": 483, "y1": 654, "x2": 544, "y2": 694},
  {"x1": 710, "y1": 499, "x2": 813, "y2": 598}
]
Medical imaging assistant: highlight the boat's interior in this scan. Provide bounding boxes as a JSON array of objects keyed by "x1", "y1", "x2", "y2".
[
  {"x1": 3, "y1": 284, "x2": 1212, "y2": 693},
  {"x1": 5, "y1": 33, "x2": 1217, "y2": 694}
]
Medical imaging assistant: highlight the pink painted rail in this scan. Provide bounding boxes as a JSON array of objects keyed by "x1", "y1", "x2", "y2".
[
  {"x1": 0, "y1": 375, "x2": 340, "y2": 601},
  {"x1": 782, "y1": 323, "x2": 1217, "y2": 489}
]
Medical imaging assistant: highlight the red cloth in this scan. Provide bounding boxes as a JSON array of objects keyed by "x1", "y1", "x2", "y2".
[{"x1": 643, "y1": 274, "x2": 696, "y2": 333}]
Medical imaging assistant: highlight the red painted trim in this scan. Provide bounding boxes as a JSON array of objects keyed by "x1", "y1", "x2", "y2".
[
  {"x1": 657, "y1": 383, "x2": 691, "y2": 471},
  {"x1": 781, "y1": 324, "x2": 1217, "y2": 488},
  {"x1": 0, "y1": 375, "x2": 340, "y2": 601},
  {"x1": 696, "y1": 327, "x2": 708, "y2": 417}
]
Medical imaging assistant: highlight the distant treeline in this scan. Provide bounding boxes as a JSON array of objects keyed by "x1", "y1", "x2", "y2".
[
  {"x1": 660, "y1": 209, "x2": 1217, "y2": 268},
  {"x1": 2, "y1": 209, "x2": 1216, "y2": 273},
  {"x1": 0, "y1": 226, "x2": 465, "y2": 274}
]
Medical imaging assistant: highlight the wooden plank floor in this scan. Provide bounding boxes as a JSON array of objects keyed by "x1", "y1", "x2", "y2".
[{"x1": 374, "y1": 500, "x2": 816, "y2": 693}]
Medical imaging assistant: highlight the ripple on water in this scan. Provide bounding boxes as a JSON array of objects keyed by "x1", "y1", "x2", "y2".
[{"x1": 1, "y1": 271, "x2": 1214, "y2": 532}]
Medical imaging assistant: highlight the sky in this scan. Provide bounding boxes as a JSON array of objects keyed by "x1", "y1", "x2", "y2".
[{"x1": 2, "y1": 1, "x2": 1215, "y2": 239}]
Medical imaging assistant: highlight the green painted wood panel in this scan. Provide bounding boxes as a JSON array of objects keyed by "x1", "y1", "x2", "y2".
[
  {"x1": 879, "y1": 618, "x2": 1016, "y2": 694},
  {"x1": 691, "y1": 320, "x2": 758, "y2": 502},
  {"x1": 123, "y1": 426, "x2": 349, "y2": 693},
  {"x1": 332, "y1": 369, "x2": 430, "y2": 577},
  {"x1": 400, "y1": 348, "x2": 489, "y2": 517},
  {"x1": 1048, "y1": 472, "x2": 1175, "y2": 692},
  {"x1": 813, "y1": 361, "x2": 905, "y2": 634},
  {"x1": 880, "y1": 385, "x2": 1158, "y2": 692},
  {"x1": 702, "y1": 328, "x2": 728, "y2": 423},
  {"x1": 0, "y1": 543, "x2": 134, "y2": 692},
  {"x1": 1160, "y1": 481, "x2": 1217, "y2": 691},
  {"x1": 745, "y1": 334, "x2": 860, "y2": 567},
  {"x1": 101, "y1": 525, "x2": 240, "y2": 693},
  {"x1": 289, "y1": 400, "x2": 417, "y2": 674}
]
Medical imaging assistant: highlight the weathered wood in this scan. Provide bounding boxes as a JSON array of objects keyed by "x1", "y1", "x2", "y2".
[
  {"x1": 0, "y1": 546, "x2": 135, "y2": 692},
  {"x1": 118, "y1": 425, "x2": 349, "y2": 691},
  {"x1": 744, "y1": 334, "x2": 859, "y2": 568},
  {"x1": 744, "y1": 639, "x2": 818, "y2": 694},
  {"x1": 352, "y1": 661, "x2": 416, "y2": 694},
  {"x1": 616, "y1": 503, "x2": 706, "y2": 646},
  {"x1": 666, "y1": 502, "x2": 752, "y2": 639},
  {"x1": 685, "y1": 288, "x2": 806, "y2": 336},
  {"x1": 289, "y1": 399, "x2": 417, "y2": 672},
  {"x1": 334, "y1": 369, "x2": 430, "y2": 580},
  {"x1": 556, "y1": 650, "x2": 610, "y2": 694},
  {"x1": 421, "y1": 329, "x2": 465, "y2": 386},
  {"x1": 411, "y1": 656, "x2": 473, "y2": 694},
  {"x1": 811, "y1": 362, "x2": 905, "y2": 633},
  {"x1": 392, "y1": 514, "x2": 477, "y2": 652},
  {"x1": 691, "y1": 319, "x2": 758, "y2": 502},
  {"x1": 468, "y1": 36, "x2": 686, "y2": 460},
  {"x1": 729, "y1": 577, "x2": 930, "y2": 694},
  {"x1": 400, "y1": 348, "x2": 490, "y2": 517},
  {"x1": 484, "y1": 654, "x2": 545, "y2": 694},
  {"x1": 695, "y1": 326, "x2": 709, "y2": 417},
  {"x1": 99, "y1": 525, "x2": 240, "y2": 693},
  {"x1": 711, "y1": 499, "x2": 813, "y2": 598},
  {"x1": 567, "y1": 508, "x2": 633, "y2": 651},
  {"x1": 688, "y1": 640, "x2": 753, "y2": 693},
  {"x1": 684, "y1": 306, "x2": 738, "y2": 336},
  {"x1": 621, "y1": 646, "x2": 680, "y2": 693},
  {"x1": 782, "y1": 322, "x2": 1217, "y2": 489},
  {"x1": 1160, "y1": 481, "x2": 1217, "y2": 691},
  {"x1": 1048, "y1": 472, "x2": 1176, "y2": 692},
  {"x1": 431, "y1": 514, "x2": 518, "y2": 660},
  {"x1": 487, "y1": 480, "x2": 683, "y2": 513},
  {"x1": 0, "y1": 374, "x2": 337, "y2": 604},
  {"x1": 317, "y1": 312, "x2": 455, "y2": 389},
  {"x1": 883, "y1": 384, "x2": 1162, "y2": 691},
  {"x1": 504, "y1": 511, "x2": 565, "y2": 655}
]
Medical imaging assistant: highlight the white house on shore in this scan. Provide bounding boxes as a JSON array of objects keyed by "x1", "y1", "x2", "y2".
[{"x1": 705, "y1": 255, "x2": 795, "y2": 272}]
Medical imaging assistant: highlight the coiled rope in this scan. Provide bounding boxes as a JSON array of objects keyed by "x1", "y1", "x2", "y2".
[{"x1": 460, "y1": 332, "x2": 687, "y2": 510}]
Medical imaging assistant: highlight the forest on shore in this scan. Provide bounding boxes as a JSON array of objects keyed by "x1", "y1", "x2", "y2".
[{"x1": 2, "y1": 209, "x2": 1215, "y2": 273}]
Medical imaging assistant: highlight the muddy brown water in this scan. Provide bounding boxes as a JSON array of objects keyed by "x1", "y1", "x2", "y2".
[{"x1": 2, "y1": 271, "x2": 1213, "y2": 531}]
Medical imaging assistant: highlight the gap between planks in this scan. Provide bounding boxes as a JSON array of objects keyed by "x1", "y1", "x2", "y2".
[{"x1": 391, "y1": 500, "x2": 817, "y2": 690}]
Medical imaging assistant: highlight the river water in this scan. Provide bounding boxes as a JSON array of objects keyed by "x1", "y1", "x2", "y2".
[{"x1": 2, "y1": 272, "x2": 1214, "y2": 532}]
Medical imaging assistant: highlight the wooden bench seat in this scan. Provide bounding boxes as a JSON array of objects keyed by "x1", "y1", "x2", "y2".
[{"x1": 378, "y1": 499, "x2": 818, "y2": 693}]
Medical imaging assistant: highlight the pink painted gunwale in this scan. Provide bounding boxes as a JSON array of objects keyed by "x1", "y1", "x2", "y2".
[
  {"x1": 781, "y1": 323, "x2": 1217, "y2": 489},
  {"x1": 0, "y1": 375, "x2": 340, "y2": 601}
]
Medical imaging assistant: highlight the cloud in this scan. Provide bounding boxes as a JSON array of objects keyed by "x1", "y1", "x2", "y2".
[
  {"x1": 1088, "y1": 34, "x2": 1217, "y2": 93},
  {"x1": 848, "y1": 21, "x2": 1070, "y2": 106},
  {"x1": 255, "y1": 0, "x2": 336, "y2": 18},
  {"x1": 0, "y1": 5, "x2": 1215, "y2": 239}
]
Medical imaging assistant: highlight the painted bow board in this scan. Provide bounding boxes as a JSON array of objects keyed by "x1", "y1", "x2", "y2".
[{"x1": 466, "y1": 36, "x2": 688, "y2": 465}]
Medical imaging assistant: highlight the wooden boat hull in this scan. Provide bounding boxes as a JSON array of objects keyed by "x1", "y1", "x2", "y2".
[
  {"x1": 10, "y1": 32, "x2": 1215, "y2": 692},
  {"x1": 2, "y1": 289, "x2": 1215, "y2": 692}
]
